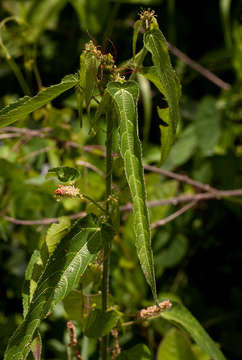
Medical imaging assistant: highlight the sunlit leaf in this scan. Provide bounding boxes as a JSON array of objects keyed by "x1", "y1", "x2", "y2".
[
  {"x1": 107, "y1": 80, "x2": 157, "y2": 303},
  {"x1": 0, "y1": 74, "x2": 79, "y2": 128},
  {"x1": 4, "y1": 214, "x2": 105, "y2": 360}
]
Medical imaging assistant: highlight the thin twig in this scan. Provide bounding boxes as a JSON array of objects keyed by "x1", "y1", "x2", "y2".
[
  {"x1": 76, "y1": 160, "x2": 105, "y2": 177},
  {"x1": 120, "y1": 189, "x2": 242, "y2": 211},
  {"x1": 18, "y1": 146, "x2": 51, "y2": 162},
  {"x1": 143, "y1": 164, "x2": 217, "y2": 193},
  {"x1": 151, "y1": 201, "x2": 197, "y2": 230},
  {"x1": 167, "y1": 42, "x2": 231, "y2": 90},
  {"x1": 4, "y1": 211, "x2": 86, "y2": 225}
]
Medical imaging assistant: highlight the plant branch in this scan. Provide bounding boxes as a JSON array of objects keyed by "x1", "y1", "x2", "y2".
[
  {"x1": 150, "y1": 200, "x2": 197, "y2": 230},
  {"x1": 166, "y1": 42, "x2": 231, "y2": 90}
]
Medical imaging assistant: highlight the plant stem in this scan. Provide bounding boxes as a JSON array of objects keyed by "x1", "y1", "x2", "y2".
[{"x1": 101, "y1": 110, "x2": 114, "y2": 360}]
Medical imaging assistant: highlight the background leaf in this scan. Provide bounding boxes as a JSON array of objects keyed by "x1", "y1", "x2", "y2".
[{"x1": 47, "y1": 166, "x2": 80, "y2": 182}]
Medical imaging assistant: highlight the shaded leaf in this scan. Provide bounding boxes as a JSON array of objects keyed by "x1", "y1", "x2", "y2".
[
  {"x1": 30, "y1": 332, "x2": 42, "y2": 360},
  {"x1": 157, "y1": 328, "x2": 196, "y2": 360},
  {"x1": 84, "y1": 309, "x2": 118, "y2": 338},
  {"x1": 107, "y1": 81, "x2": 157, "y2": 303},
  {"x1": 194, "y1": 97, "x2": 221, "y2": 156},
  {"x1": 117, "y1": 344, "x2": 151, "y2": 360},
  {"x1": 160, "y1": 302, "x2": 227, "y2": 360},
  {"x1": 133, "y1": 20, "x2": 142, "y2": 57},
  {"x1": 47, "y1": 166, "x2": 80, "y2": 182}
]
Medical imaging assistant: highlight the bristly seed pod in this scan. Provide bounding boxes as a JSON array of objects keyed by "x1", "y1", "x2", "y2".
[{"x1": 55, "y1": 184, "x2": 81, "y2": 198}]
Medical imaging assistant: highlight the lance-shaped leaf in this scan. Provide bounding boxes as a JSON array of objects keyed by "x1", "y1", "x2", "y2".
[
  {"x1": 0, "y1": 74, "x2": 79, "y2": 128},
  {"x1": 4, "y1": 214, "x2": 106, "y2": 360},
  {"x1": 160, "y1": 302, "x2": 227, "y2": 360},
  {"x1": 143, "y1": 29, "x2": 181, "y2": 164},
  {"x1": 106, "y1": 81, "x2": 157, "y2": 303}
]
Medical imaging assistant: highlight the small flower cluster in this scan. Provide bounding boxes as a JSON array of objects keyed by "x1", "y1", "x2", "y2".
[
  {"x1": 136, "y1": 299, "x2": 172, "y2": 320},
  {"x1": 139, "y1": 9, "x2": 157, "y2": 30},
  {"x1": 55, "y1": 184, "x2": 81, "y2": 198}
]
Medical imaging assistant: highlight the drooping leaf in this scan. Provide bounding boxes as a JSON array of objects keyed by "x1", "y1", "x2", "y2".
[
  {"x1": 4, "y1": 214, "x2": 105, "y2": 360},
  {"x1": 163, "y1": 125, "x2": 197, "y2": 170},
  {"x1": 84, "y1": 309, "x2": 118, "y2": 338},
  {"x1": 0, "y1": 74, "x2": 79, "y2": 128},
  {"x1": 194, "y1": 97, "x2": 221, "y2": 156},
  {"x1": 30, "y1": 332, "x2": 42, "y2": 360},
  {"x1": 46, "y1": 166, "x2": 80, "y2": 182},
  {"x1": 133, "y1": 20, "x2": 142, "y2": 57},
  {"x1": 137, "y1": 73, "x2": 152, "y2": 143},
  {"x1": 143, "y1": 29, "x2": 181, "y2": 164},
  {"x1": 219, "y1": 0, "x2": 232, "y2": 49},
  {"x1": 26, "y1": 0, "x2": 68, "y2": 43},
  {"x1": 106, "y1": 81, "x2": 157, "y2": 303},
  {"x1": 116, "y1": 344, "x2": 151, "y2": 360},
  {"x1": 142, "y1": 66, "x2": 176, "y2": 165},
  {"x1": 22, "y1": 250, "x2": 41, "y2": 318},
  {"x1": 160, "y1": 302, "x2": 227, "y2": 360},
  {"x1": 157, "y1": 328, "x2": 196, "y2": 360}
]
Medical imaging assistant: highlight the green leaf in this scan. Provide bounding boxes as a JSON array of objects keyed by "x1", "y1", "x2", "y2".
[
  {"x1": 45, "y1": 216, "x2": 71, "y2": 257},
  {"x1": 194, "y1": 97, "x2": 221, "y2": 156},
  {"x1": 133, "y1": 20, "x2": 142, "y2": 57},
  {"x1": 160, "y1": 302, "x2": 227, "y2": 360},
  {"x1": 144, "y1": 29, "x2": 181, "y2": 164},
  {"x1": 30, "y1": 332, "x2": 42, "y2": 360},
  {"x1": 142, "y1": 66, "x2": 176, "y2": 165},
  {"x1": 84, "y1": 309, "x2": 118, "y2": 338},
  {"x1": 163, "y1": 125, "x2": 197, "y2": 170},
  {"x1": 0, "y1": 74, "x2": 79, "y2": 128},
  {"x1": 26, "y1": 0, "x2": 68, "y2": 42},
  {"x1": 154, "y1": 234, "x2": 188, "y2": 272},
  {"x1": 4, "y1": 214, "x2": 105, "y2": 360},
  {"x1": 47, "y1": 166, "x2": 80, "y2": 182},
  {"x1": 219, "y1": 0, "x2": 232, "y2": 49},
  {"x1": 116, "y1": 344, "x2": 151, "y2": 360},
  {"x1": 137, "y1": 73, "x2": 152, "y2": 143},
  {"x1": 106, "y1": 81, "x2": 157, "y2": 303},
  {"x1": 22, "y1": 250, "x2": 41, "y2": 318},
  {"x1": 157, "y1": 328, "x2": 196, "y2": 360}
]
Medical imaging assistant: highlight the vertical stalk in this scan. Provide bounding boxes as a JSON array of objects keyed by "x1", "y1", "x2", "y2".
[{"x1": 101, "y1": 109, "x2": 114, "y2": 360}]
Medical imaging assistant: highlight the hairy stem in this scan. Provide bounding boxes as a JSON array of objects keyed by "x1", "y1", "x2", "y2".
[{"x1": 101, "y1": 109, "x2": 114, "y2": 360}]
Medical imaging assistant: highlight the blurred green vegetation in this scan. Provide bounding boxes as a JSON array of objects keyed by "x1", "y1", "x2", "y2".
[{"x1": 0, "y1": 0, "x2": 242, "y2": 359}]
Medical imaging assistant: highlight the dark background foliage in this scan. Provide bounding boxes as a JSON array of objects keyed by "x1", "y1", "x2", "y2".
[{"x1": 0, "y1": 1, "x2": 242, "y2": 359}]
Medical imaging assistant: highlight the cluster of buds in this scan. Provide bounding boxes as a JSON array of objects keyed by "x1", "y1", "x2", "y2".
[
  {"x1": 139, "y1": 9, "x2": 157, "y2": 30},
  {"x1": 55, "y1": 184, "x2": 81, "y2": 199},
  {"x1": 136, "y1": 300, "x2": 172, "y2": 320}
]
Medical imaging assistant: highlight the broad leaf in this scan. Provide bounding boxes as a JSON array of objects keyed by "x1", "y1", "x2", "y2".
[
  {"x1": 106, "y1": 81, "x2": 157, "y2": 303},
  {"x1": 4, "y1": 214, "x2": 105, "y2": 360},
  {"x1": 84, "y1": 309, "x2": 118, "y2": 338},
  {"x1": 0, "y1": 74, "x2": 79, "y2": 128},
  {"x1": 117, "y1": 344, "x2": 151, "y2": 360},
  {"x1": 160, "y1": 302, "x2": 227, "y2": 360},
  {"x1": 157, "y1": 328, "x2": 196, "y2": 360},
  {"x1": 46, "y1": 166, "x2": 80, "y2": 182},
  {"x1": 144, "y1": 29, "x2": 181, "y2": 164}
]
